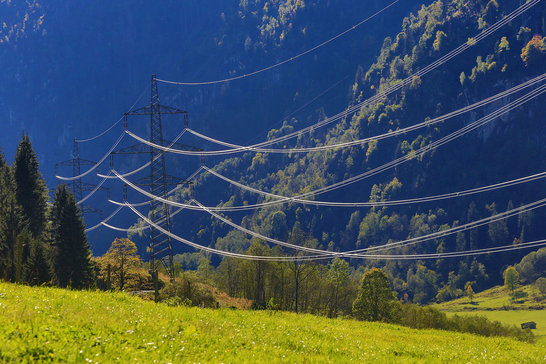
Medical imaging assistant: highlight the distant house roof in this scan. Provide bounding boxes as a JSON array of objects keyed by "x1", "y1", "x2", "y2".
[{"x1": 521, "y1": 321, "x2": 536, "y2": 329}]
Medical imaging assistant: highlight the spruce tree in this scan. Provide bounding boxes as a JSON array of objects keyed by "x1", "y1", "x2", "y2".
[
  {"x1": 14, "y1": 133, "x2": 48, "y2": 239},
  {"x1": 0, "y1": 150, "x2": 8, "y2": 277},
  {"x1": 50, "y1": 184, "x2": 94, "y2": 289},
  {"x1": 23, "y1": 239, "x2": 51, "y2": 286},
  {"x1": 0, "y1": 150, "x2": 28, "y2": 280}
]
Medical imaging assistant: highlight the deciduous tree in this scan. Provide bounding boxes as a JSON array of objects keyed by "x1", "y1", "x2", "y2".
[
  {"x1": 353, "y1": 268, "x2": 399, "y2": 322},
  {"x1": 100, "y1": 238, "x2": 141, "y2": 291},
  {"x1": 465, "y1": 281, "x2": 475, "y2": 303},
  {"x1": 327, "y1": 258, "x2": 349, "y2": 317},
  {"x1": 503, "y1": 266, "x2": 519, "y2": 297}
]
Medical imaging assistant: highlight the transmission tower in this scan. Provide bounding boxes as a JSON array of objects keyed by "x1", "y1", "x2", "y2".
[
  {"x1": 111, "y1": 74, "x2": 201, "y2": 286},
  {"x1": 55, "y1": 139, "x2": 106, "y2": 217}
]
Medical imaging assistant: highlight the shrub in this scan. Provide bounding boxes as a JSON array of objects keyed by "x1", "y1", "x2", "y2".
[
  {"x1": 160, "y1": 277, "x2": 217, "y2": 308},
  {"x1": 395, "y1": 304, "x2": 534, "y2": 343}
]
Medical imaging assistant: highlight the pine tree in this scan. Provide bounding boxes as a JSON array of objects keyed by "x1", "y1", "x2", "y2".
[
  {"x1": 14, "y1": 133, "x2": 49, "y2": 239},
  {"x1": 50, "y1": 184, "x2": 94, "y2": 289}
]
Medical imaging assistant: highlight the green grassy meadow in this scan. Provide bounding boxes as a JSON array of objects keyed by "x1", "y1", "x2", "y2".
[
  {"x1": 433, "y1": 284, "x2": 546, "y2": 344},
  {"x1": 0, "y1": 283, "x2": 545, "y2": 363}
]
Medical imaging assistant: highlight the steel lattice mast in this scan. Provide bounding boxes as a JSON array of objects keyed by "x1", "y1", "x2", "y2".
[
  {"x1": 55, "y1": 139, "x2": 105, "y2": 217},
  {"x1": 112, "y1": 75, "x2": 201, "y2": 288},
  {"x1": 148, "y1": 74, "x2": 175, "y2": 282}
]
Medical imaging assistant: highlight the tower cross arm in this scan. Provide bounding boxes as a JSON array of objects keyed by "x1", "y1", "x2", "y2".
[{"x1": 125, "y1": 104, "x2": 188, "y2": 116}]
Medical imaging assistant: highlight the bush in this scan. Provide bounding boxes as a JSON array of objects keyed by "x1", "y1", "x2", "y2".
[
  {"x1": 398, "y1": 304, "x2": 449, "y2": 330},
  {"x1": 160, "y1": 277, "x2": 218, "y2": 308},
  {"x1": 395, "y1": 304, "x2": 534, "y2": 343},
  {"x1": 449, "y1": 315, "x2": 533, "y2": 343},
  {"x1": 164, "y1": 296, "x2": 192, "y2": 307}
]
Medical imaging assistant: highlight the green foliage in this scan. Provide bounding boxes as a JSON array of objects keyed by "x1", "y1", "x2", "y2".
[
  {"x1": 398, "y1": 303, "x2": 534, "y2": 343},
  {"x1": 160, "y1": 277, "x2": 217, "y2": 308},
  {"x1": 327, "y1": 258, "x2": 349, "y2": 317},
  {"x1": 0, "y1": 0, "x2": 45, "y2": 45},
  {"x1": 176, "y1": 0, "x2": 544, "y2": 311},
  {"x1": 49, "y1": 184, "x2": 94, "y2": 289},
  {"x1": 22, "y1": 239, "x2": 50, "y2": 286},
  {"x1": 433, "y1": 282, "x2": 545, "y2": 343},
  {"x1": 448, "y1": 314, "x2": 534, "y2": 343},
  {"x1": 13, "y1": 133, "x2": 48, "y2": 239},
  {"x1": 521, "y1": 35, "x2": 546, "y2": 67},
  {"x1": 352, "y1": 268, "x2": 399, "y2": 322},
  {"x1": 432, "y1": 30, "x2": 447, "y2": 51},
  {"x1": 503, "y1": 266, "x2": 519, "y2": 297},
  {"x1": 468, "y1": 55, "x2": 497, "y2": 83},
  {"x1": 435, "y1": 285, "x2": 462, "y2": 303},
  {"x1": 407, "y1": 264, "x2": 438, "y2": 304},
  {"x1": 535, "y1": 277, "x2": 546, "y2": 297},
  {"x1": 496, "y1": 36, "x2": 510, "y2": 53},
  {"x1": 97, "y1": 238, "x2": 141, "y2": 291},
  {"x1": 486, "y1": 203, "x2": 509, "y2": 245},
  {"x1": 0, "y1": 152, "x2": 26, "y2": 281},
  {"x1": 269, "y1": 210, "x2": 288, "y2": 240},
  {"x1": 196, "y1": 255, "x2": 214, "y2": 283},
  {"x1": 13, "y1": 230, "x2": 27, "y2": 283},
  {"x1": 515, "y1": 247, "x2": 546, "y2": 283},
  {"x1": 465, "y1": 281, "x2": 475, "y2": 303}
]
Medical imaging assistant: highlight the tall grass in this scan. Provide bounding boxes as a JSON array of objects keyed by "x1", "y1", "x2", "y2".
[{"x1": 0, "y1": 282, "x2": 544, "y2": 362}]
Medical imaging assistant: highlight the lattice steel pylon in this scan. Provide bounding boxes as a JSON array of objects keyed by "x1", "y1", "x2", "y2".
[
  {"x1": 113, "y1": 74, "x2": 201, "y2": 284},
  {"x1": 55, "y1": 139, "x2": 106, "y2": 217}
]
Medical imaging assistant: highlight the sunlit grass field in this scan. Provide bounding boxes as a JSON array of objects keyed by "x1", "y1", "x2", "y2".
[
  {"x1": 0, "y1": 282, "x2": 545, "y2": 363},
  {"x1": 434, "y1": 284, "x2": 546, "y2": 344}
]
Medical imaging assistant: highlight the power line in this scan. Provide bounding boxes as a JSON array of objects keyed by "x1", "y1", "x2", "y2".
[
  {"x1": 202, "y1": 167, "x2": 546, "y2": 210},
  {"x1": 85, "y1": 206, "x2": 123, "y2": 233},
  {"x1": 101, "y1": 205, "x2": 188, "y2": 233},
  {"x1": 191, "y1": 199, "x2": 335, "y2": 255},
  {"x1": 84, "y1": 167, "x2": 204, "y2": 233},
  {"x1": 110, "y1": 171, "x2": 546, "y2": 258},
  {"x1": 96, "y1": 129, "x2": 188, "y2": 180},
  {"x1": 127, "y1": 73, "x2": 546, "y2": 156},
  {"x1": 56, "y1": 132, "x2": 125, "y2": 181},
  {"x1": 73, "y1": 0, "x2": 544, "y2": 265},
  {"x1": 110, "y1": 83, "x2": 546, "y2": 213},
  {"x1": 75, "y1": 129, "x2": 189, "y2": 206},
  {"x1": 190, "y1": 195, "x2": 546, "y2": 258},
  {"x1": 156, "y1": 0, "x2": 402, "y2": 86},
  {"x1": 75, "y1": 86, "x2": 148, "y2": 143},
  {"x1": 122, "y1": 200, "x2": 546, "y2": 261}
]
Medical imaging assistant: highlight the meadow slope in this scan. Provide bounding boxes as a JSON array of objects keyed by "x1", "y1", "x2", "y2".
[
  {"x1": 433, "y1": 284, "x2": 546, "y2": 344},
  {"x1": 0, "y1": 283, "x2": 544, "y2": 363}
]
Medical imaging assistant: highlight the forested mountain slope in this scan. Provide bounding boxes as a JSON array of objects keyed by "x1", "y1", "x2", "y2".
[{"x1": 178, "y1": 0, "x2": 546, "y2": 304}]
